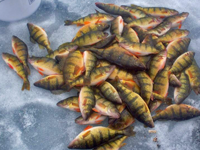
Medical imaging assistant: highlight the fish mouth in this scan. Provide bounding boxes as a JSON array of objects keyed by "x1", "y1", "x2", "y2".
[
  {"x1": 182, "y1": 12, "x2": 189, "y2": 17},
  {"x1": 12, "y1": 35, "x2": 18, "y2": 41},
  {"x1": 28, "y1": 58, "x2": 35, "y2": 64},
  {"x1": 27, "y1": 23, "x2": 34, "y2": 30},
  {"x1": 95, "y1": 2, "x2": 104, "y2": 9},
  {"x1": 2, "y1": 53, "x2": 7, "y2": 60}
]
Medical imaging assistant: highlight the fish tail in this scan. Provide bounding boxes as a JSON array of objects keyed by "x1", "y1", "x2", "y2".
[
  {"x1": 84, "y1": 76, "x2": 91, "y2": 86},
  {"x1": 47, "y1": 47, "x2": 53, "y2": 55},
  {"x1": 64, "y1": 20, "x2": 73, "y2": 26},
  {"x1": 123, "y1": 126, "x2": 136, "y2": 136},
  {"x1": 22, "y1": 79, "x2": 30, "y2": 91},
  {"x1": 24, "y1": 64, "x2": 30, "y2": 75}
]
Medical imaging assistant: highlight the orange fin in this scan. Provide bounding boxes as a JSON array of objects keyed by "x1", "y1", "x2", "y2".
[
  {"x1": 8, "y1": 63, "x2": 14, "y2": 69},
  {"x1": 160, "y1": 16, "x2": 165, "y2": 19},
  {"x1": 135, "y1": 52, "x2": 141, "y2": 55},
  {"x1": 84, "y1": 125, "x2": 93, "y2": 131},
  {"x1": 95, "y1": 120, "x2": 103, "y2": 124},
  {"x1": 74, "y1": 108, "x2": 80, "y2": 112},
  {"x1": 120, "y1": 143, "x2": 127, "y2": 148},
  {"x1": 92, "y1": 108, "x2": 100, "y2": 113},
  {"x1": 38, "y1": 67, "x2": 44, "y2": 72},
  {"x1": 125, "y1": 50, "x2": 134, "y2": 56},
  {"x1": 147, "y1": 26, "x2": 153, "y2": 30},
  {"x1": 83, "y1": 99, "x2": 87, "y2": 106},
  {"x1": 95, "y1": 114, "x2": 101, "y2": 120},
  {"x1": 96, "y1": 80, "x2": 104, "y2": 86},
  {"x1": 187, "y1": 70, "x2": 193, "y2": 78},
  {"x1": 82, "y1": 130, "x2": 91, "y2": 138},
  {"x1": 38, "y1": 71, "x2": 44, "y2": 76},
  {"x1": 84, "y1": 21, "x2": 91, "y2": 25},
  {"x1": 98, "y1": 103, "x2": 106, "y2": 109},
  {"x1": 76, "y1": 23, "x2": 84, "y2": 26},
  {"x1": 74, "y1": 66, "x2": 84, "y2": 75},
  {"x1": 12, "y1": 47, "x2": 16, "y2": 54},
  {"x1": 48, "y1": 76, "x2": 56, "y2": 80},
  {"x1": 178, "y1": 23, "x2": 182, "y2": 29}
]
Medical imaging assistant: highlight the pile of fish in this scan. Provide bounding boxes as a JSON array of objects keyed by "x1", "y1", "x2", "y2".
[{"x1": 2, "y1": 2, "x2": 200, "y2": 150}]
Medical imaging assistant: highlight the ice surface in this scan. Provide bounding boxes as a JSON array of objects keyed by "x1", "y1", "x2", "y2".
[{"x1": 0, "y1": 0, "x2": 200, "y2": 150}]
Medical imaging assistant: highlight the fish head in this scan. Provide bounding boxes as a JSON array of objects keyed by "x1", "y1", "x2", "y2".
[
  {"x1": 97, "y1": 22, "x2": 110, "y2": 31},
  {"x1": 108, "y1": 109, "x2": 120, "y2": 118},
  {"x1": 95, "y1": 2, "x2": 105, "y2": 10},
  {"x1": 12, "y1": 35, "x2": 20, "y2": 43},
  {"x1": 181, "y1": 12, "x2": 189, "y2": 19},
  {"x1": 153, "y1": 17, "x2": 163, "y2": 24},
  {"x1": 2, "y1": 53, "x2": 10, "y2": 62},
  {"x1": 28, "y1": 57, "x2": 37, "y2": 65},
  {"x1": 27, "y1": 23, "x2": 35, "y2": 31},
  {"x1": 68, "y1": 138, "x2": 81, "y2": 149},
  {"x1": 164, "y1": 21, "x2": 172, "y2": 28},
  {"x1": 75, "y1": 117, "x2": 85, "y2": 124},
  {"x1": 183, "y1": 29, "x2": 190, "y2": 36},
  {"x1": 56, "y1": 99, "x2": 69, "y2": 108}
]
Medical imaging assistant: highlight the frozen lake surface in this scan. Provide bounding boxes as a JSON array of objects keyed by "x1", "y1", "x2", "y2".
[{"x1": 0, "y1": 0, "x2": 200, "y2": 150}]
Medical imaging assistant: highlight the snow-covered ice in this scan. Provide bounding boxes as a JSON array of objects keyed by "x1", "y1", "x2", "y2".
[{"x1": 0, "y1": 0, "x2": 200, "y2": 150}]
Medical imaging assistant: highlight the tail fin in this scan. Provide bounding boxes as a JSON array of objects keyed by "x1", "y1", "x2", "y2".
[
  {"x1": 84, "y1": 76, "x2": 91, "y2": 86},
  {"x1": 24, "y1": 64, "x2": 30, "y2": 75},
  {"x1": 47, "y1": 47, "x2": 53, "y2": 55},
  {"x1": 22, "y1": 79, "x2": 30, "y2": 91},
  {"x1": 64, "y1": 20, "x2": 73, "y2": 26},
  {"x1": 123, "y1": 126, "x2": 136, "y2": 136}
]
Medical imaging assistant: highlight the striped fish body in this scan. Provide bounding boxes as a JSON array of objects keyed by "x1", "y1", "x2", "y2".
[
  {"x1": 127, "y1": 16, "x2": 163, "y2": 30},
  {"x1": 63, "y1": 50, "x2": 84, "y2": 84},
  {"x1": 79, "y1": 86, "x2": 95, "y2": 120},
  {"x1": 136, "y1": 71, "x2": 153, "y2": 105},
  {"x1": 93, "y1": 136, "x2": 128, "y2": 150},
  {"x1": 152, "y1": 92, "x2": 172, "y2": 105},
  {"x1": 123, "y1": 16, "x2": 133, "y2": 23},
  {"x1": 95, "y1": 2, "x2": 133, "y2": 17},
  {"x1": 148, "y1": 50, "x2": 167, "y2": 81},
  {"x1": 73, "y1": 22, "x2": 110, "y2": 41},
  {"x1": 174, "y1": 72, "x2": 191, "y2": 104},
  {"x1": 122, "y1": 26, "x2": 140, "y2": 43},
  {"x1": 58, "y1": 42, "x2": 77, "y2": 49},
  {"x1": 68, "y1": 65, "x2": 116, "y2": 90},
  {"x1": 166, "y1": 37, "x2": 191, "y2": 63},
  {"x1": 46, "y1": 45, "x2": 78, "y2": 59},
  {"x1": 57, "y1": 96, "x2": 80, "y2": 112},
  {"x1": 34, "y1": 75, "x2": 65, "y2": 91},
  {"x1": 153, "y1": 65, "x2": 170, "y2": 97},
  {"x1": 83, "y1": 51, "x2": 97, "y2": 85},
  {"x1": 73, "y1": 31, "x2": 108, "y2": 47},
  {"x1": 110, "y1": 16, "x2": 124, "y2": 35},
  {"x1": 75, "y1": 112, "x2": 106, "y2": 125},
  {"x1": 113, "y1": 81, "x2": 154, "y2": 128},
  {"x1": 169, "y1": 51, "x2": 195, "y2": 75},
  {"x1": 131, "y1": 4, "x2": 179, "y2": 18},
  {"x1": 90, "y1": 65, "x2": 116, "y2": 86},
  {"x1": 28, "y1": 57, "x2": 62, "y2": 75},
  {"x1": 116, "y1": 35, "x2": 160, "y2": 56},
  {"x1": 68, "y1": 126, "x2": 134, "y2": 149},
  {"x1": 156, "y1": 29, "x2": 189, "y2": 43},
  {"x1": 88, "y1": 46, "x2": 146, "y2": 70},
  {"x1": 152, "y1": 104, "x2": 200, "y2": 121},
  {"x1": 169, "y1": 74, "x2": 182, "y2": 87},
  {"x1": 147, "y1": 21, "x2": 172, "y2": 36},
  {"x1": 12, "y1": 36, "x2": 30, "y2": 75},
  {"x1": 64, "y1": 12, "x2": 114, "y2": 26},
  {"x1": 97, "y1": 60, "x2": 137, "y2": 82},
  {"x1": 2, "y1": 53, "x2": 30, "y2": 91},
  {"x1": 121, "y1": 5, "x2": 148, "y2": 19},
  {"x1": 119, "y1": 79, "x2": 141, "y2": 94},
  {"x1": 99, "y1": 81, "x2": 122, "y2": 104},
  {"x1": 94, "y1": 35, "x2": 116, "y2": 49},
  {"x1": 185, "y1": 60, "x2": 200, "y2": 95},
  {"x1": 108, "y1": 108, "x2": 135, "y2": 130},
  {"x1": 132, "y1": 26, "x2": 147, "y2": 42},
  {"x1": 27, "y1": 23, "x2": 52, "y2": 54},
  {"x1": 94, "y1": 94, "x2": 120, "y2": 118},
  {"x1": 164, "y1": 12, "x2": 189, "y2": 28}
]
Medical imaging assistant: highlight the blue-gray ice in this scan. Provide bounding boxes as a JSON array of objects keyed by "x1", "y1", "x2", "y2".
[{"x1": 0, "y1": 0, "x2": 200, "y2": 150}]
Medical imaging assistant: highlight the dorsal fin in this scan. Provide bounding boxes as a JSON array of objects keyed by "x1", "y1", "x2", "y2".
[
  {"x1": 84, "y1": 125, "x2": 93, "y2": 131},
  {"x1": 95, "y1": 9, "x2": 100, "y2": 13}
]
